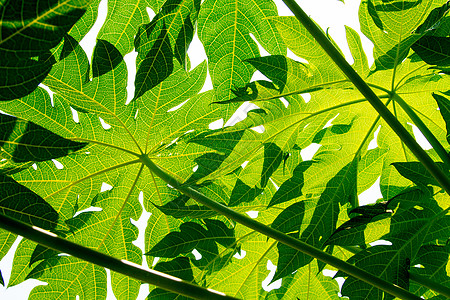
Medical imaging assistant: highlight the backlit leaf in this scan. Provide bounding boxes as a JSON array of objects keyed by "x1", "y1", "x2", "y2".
[{"x1": 0, "y1": 0, "x2": 91, "y2": 100}]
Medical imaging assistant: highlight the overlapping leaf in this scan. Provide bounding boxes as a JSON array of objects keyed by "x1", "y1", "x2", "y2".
[
  {"x1": 360, "y1": 0, "x2": 449, "y2": 71},
  {"x1": 198, "y1": 0, "x2": 286, "y2": 117},
  {"x1": 133, "y1": 0, "x2": 201, "y2": 99},
  {"x1": 0, "y1": 0, "x2": 92, "y2": 100},
  {"x1": 0, "y1": 1, "x2": 218, "y2": 296},
  {"x1": 1, "y1": 0, "x2": 450, "y2": 299},
  {"x1": 339, "y1": 188, "x2": 450, "y2": 299},
  {"x1": 265, "y1": 263, "x2": 340, "y2": 300}
]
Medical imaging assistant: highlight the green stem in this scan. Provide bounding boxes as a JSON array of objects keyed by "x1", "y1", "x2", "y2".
[
  {"x1": 409, "y1": 272, "x2": 450, "y2": 298},
  {"x1": 0, "y1": 214, "x2": 238, "y2": 300},
  {"x1": 140, "y1": 154, "x2": 421, "y2": 300},
  {"x1": 392, "y1": 93, "x2": 450, "y2": 168},
  {"x1": 342, "y1": 246, "x2": 450, "y2": 298},
  {"x1": 281, "y1": 0, "x2": 450, "y2": 197}
]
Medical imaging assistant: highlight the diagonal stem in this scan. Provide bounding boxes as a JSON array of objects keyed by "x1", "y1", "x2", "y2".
[
  {"x1": 392, "y1": 93, "x2": 450, "y2": 168},
  {"x1": 281, "y1": 0, "x2": 450, "y2": 197},
  {"x1": 140, "y1": 154, "x2": 421, "y2": 300},
  {"x1": 0, "y1": 214, "x2": 238, "y2": 300}
]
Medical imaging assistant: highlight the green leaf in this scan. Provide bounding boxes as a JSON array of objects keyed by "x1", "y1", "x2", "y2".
[
  {"x1": 271, "y1": 202, "x2": 305, "y2": 234},
  {"x1": 174, "y1": 15, "x2": 194, "y2": 69},
  {"x1": 148, "y1": 257, "x2": 194, "y2": 300},
  {"x1": 415, "y1": 2, "x2": 450, "y2": 34},
  {"x1": 154, "y1": 195, "x2": 217, "y2": 219},
  {"x1": 409, "y1": 244, "x2": 450, "y2": 297},
  {"x1": 345, "y1": 26, "x2": 370, "y2": 76},
  {"x1": 0, "y1": 229, "x2": 16, "y2": 262},
  {"x1": 146, "y1": 220, "x2": 234, "y2": 262},
  {"x1": 28, "y1": 256, "x2": 107, "y2": 300},
  {"x1": 134, "y1": 22, "x2": 174, "y2": 100},
  {"x1": 266, "y1": 263, "x2": 339, "y2": 300},
  {"x1": 434, "y1": 93, "x2": 450, "y2": 144},
  {"x1": 198, "y1": 0, "x2": 286, "y2": 113},
  {"x1": 0, "y1": 113, "x2": 87, "y2": 163},
  {"x1": 0, "y1": 174, "x2": 58, "y2": 230},
  {"x1": 97, "y1": 0, "x2": 152, "y2": 56},
  {"x1": 274, "y1": 160, "x2": 358, "y2": 281},
  {"x1": 0, "y1": 0, "x2": 91, "y2": 100},
  {"x1": 133, "y1": 0, "x2": 200, "y2": 100},
  {"x1": 359, "y1": 0, "x2": 448, "y2": 71},
  {"x1": 412, "y1": 36, "x2": 450, "y2": 66},
  {"x1": 340, "y1": 188, "x2": 450, "y2": 299},
  {"x1": 30, "y1": 245, "x2": 59, "y2": 266},
  {"x1": 326, "y1": 202, "x2": 391, "y2": 247},
  {"x1": 228, "y1": 179, "x2": 264, "y2": 207},
  {"x1": 392, "y1": 161, "x2": 447, "y2": 187},
  {"x1": 268, "y1": 161, "x2": 312, "y2": 207},
  {"x1": 245, "y1": 55, "x2": 288, "y2": 92},
  {"x1": 2, "y1": 1, "x2": 450, "y2": 299}
]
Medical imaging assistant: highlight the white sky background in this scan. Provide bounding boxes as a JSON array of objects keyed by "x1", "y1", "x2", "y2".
[{"x1": 0, "y1": 0, "x2": 381, "y2": 299}]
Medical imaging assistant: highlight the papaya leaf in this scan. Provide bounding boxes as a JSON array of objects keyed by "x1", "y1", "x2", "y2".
[
  {"x1": 409, "y1": 244, "x2": 450, "y2": 297},
  {"x1": 27, "y1": 256, "x2": 107, "y2": 300},
  {"x1": 148, "y1": 257, "x2": 195, "y2": 300},
  {"x1": 0, "y1": 113, "x2": 87, "y2": 163},
  {"x1": 392, "y1": 161, "x2": 448, "y2": 187},
  {"x1": 339, "y1": 188, "x2": 450, "y2": 299},
  {"x1": 265, "y1": 262, "x2": 339, "y2": 300},
  {"x1": 270, "y1": 202, "x2": 305, "y2": 235},
  {"x1": 0, "y1": 0, "x2": 92, "y2": 100},
  {"x1": 0, "y1": 174, "x2": 58, "y2": 230},
  {"x1": 1, "y1": 1, "x2": 450, "y2": 299},
  {"x1": 198, "y1": 0, "x2": 286, "y2": 116}
]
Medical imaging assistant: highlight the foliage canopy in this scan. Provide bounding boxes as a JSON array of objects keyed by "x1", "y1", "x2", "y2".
[{"x1": 0, "y1": 0, "x2": 450, "y2": 299}]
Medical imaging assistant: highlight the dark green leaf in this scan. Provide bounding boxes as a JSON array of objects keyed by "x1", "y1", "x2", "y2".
[
  {"x1": 0, "y1": 113, "x2": 87, "y2": 163},
  {"x1": 409, "y1": 244, "x2": 450, "y2": 296},
  {"x1": 146, "y1": 222, "x2": 211, "y2": 258},
  {"x1": 326, "y1": 202, "x2": 391, "y2": 246},
  {"x1": 0, "y1": 174, "x2": 58, "y2": 230},
  {"x1": 0, "y1": 53, "x2": 54, "y2": 101},
  {"x1": 245, "y1": 55, "x2": 288, "y2": 92},
  {"x1": 412, "y1": 36, "x2": 450, "y2": 66},
  {"x1": 261, "y1": 143, "x2": 283, "y2": 188},
  {"x1": 268, "y1": 161, "x2": 312, "y2": 207},
  {"x1": 92, "y1": 39, "x2": 123, "y2": 78},
  {"x1": 134, "y1": 22, "x2": 173, "y2": 100},
  {"x1": 154, "y1": 195, "x2": 217, "y2": 219},
  {"x1": 30, "y1": 245, "x2": 59, "y2": 266},
  {"x1": 415, "y1": 1, "x2": 450, "y2": 34},
  {"x1": 434, "y1": 93, "x2": 450, "y2": 144},
  {"x1": 174, "y1": 15, "x2": 194, "y2": 68},
  {"x1": 271, "y1": 202, "x2": 305, "y2": 234},
  {"x1": 148, "y1": 257, "x2": 195, "y2": 300},
  {"x1": 204, "y1": 219, "x2": 235, "y2": 248},
  {"x1": 340, "y1": 188, "x2": 449, "y2": 299},
  {"x1": 392, "y1": 161, "x2": 447, "y2": 187},
  {"x1": 0, "y1": 0, "x2": 90, "y2": 100},
  {"x1": 228, "y1": 179, "x2": 263, "y2": 207},
  {"x1": 274, "y1": 160, "x2": 357, "y2": 281}
]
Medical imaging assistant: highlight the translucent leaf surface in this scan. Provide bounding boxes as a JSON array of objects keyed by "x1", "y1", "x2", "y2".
[
  {"x1": 0, "y1": 1, "x2": 449, "y2": 299},
  {"x1": 0, "y1": 0, "x2": 91, "y2": 100}
]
